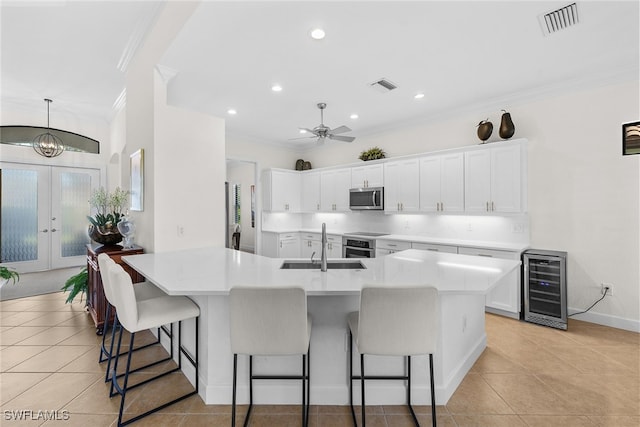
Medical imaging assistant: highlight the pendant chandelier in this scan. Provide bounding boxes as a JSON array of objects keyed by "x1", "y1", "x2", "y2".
[{"x1": 33, "y1": 98, "x2": 64, "y2": 157}]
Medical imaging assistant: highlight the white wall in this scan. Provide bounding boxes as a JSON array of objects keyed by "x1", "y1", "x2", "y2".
[{"x1": 154, "y1": 70, "x2": 226, "y2": 252}]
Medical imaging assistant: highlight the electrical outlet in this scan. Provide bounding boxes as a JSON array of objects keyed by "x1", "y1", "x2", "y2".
[
  {"x1": 512, "y1": 223, "x2": 525, "y2": 233},
  {"x1": 601, "y1": 283, "x2": 613, "y2": 296}
]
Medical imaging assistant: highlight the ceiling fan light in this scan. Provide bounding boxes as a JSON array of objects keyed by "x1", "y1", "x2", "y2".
[
  {"x1": 414, "y1": 93, "x2": 425, "y2": 99},
  {"x1": 299, "y1": 129, "x2": 307, "y2": 134},
  {"x1": 350, "y1": 114, "x2": 359, "y2": 119},
  {"x1": 310, "y1": 28, "x2": 325, "y2": 40},
  {"x1": 227, "y1": 109, "x2": 237, "y2": 115},
  {"x1": 271, "y1": 84, "x2": 283, "y2": 92}
]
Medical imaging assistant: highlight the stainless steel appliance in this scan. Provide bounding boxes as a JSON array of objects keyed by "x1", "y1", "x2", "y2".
[
  {"x1": 522, "y1": 249, "x2": 567, "y2": 330},
  {"x1": 342, "y1": 232, "x2": 388, "y2": 258},
  {"x1": 349, "y1": 187, "x2": 384, "y2": 210}
]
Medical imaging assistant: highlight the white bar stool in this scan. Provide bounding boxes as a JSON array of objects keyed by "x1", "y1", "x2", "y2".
[
  {"x1": 229, "y1": 286, "x2": 312, "y2": 427},
  {"x1": 348, "y1": 285, "x2": 439, "y2": 427},
  {"x1": 96, "y1": 254, "x2": 168, "y2": 384},
  {"x1": 107, "y1": 261, "x2": 200, "y2": 427}
]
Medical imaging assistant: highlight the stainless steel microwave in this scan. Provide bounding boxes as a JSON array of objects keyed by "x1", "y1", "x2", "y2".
[{"x1": 349, "y1": 187, "x2": 384, "y2": 210}]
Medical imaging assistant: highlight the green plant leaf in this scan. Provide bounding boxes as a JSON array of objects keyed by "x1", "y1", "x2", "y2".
[{"x1": 61, "y1": 267, "x2": 88, "y2": 304}]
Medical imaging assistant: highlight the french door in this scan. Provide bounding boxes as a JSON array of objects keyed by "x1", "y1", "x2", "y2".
[{"x1": 1, "y1": 162, "x2": 100, "y2": 273}]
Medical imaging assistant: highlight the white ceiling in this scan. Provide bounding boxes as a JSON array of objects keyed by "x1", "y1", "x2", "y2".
[{"x1": 2, "y1": 1, "x2": 638, "y2": 150}]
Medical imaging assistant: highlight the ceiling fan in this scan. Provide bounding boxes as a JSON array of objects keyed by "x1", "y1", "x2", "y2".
[{"x1": 294, "y1": 103, "x2": 355, "y2": 143}]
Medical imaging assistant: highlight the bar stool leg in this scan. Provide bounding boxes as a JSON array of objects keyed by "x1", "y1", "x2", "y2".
[
  {"x1": 360, "y1": 354, "x2": 365, "y2": 427},
  {"x1": 430, "y1": 353, "x2": 437, "y2": 427},
  {"x1": 232, "y1": 354, "x2": 238, "y2": 427}
]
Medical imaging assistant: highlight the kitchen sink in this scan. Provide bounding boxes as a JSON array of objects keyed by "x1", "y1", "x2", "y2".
[{"x1": 280, "y1": 260, "x2": 367, "y2": 270}]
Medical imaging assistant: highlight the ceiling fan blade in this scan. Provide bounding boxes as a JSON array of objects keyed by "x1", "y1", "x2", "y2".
[
  {"x1": 288, "y1": 135, "x2": 318, "y2": 140},
  {"x1": 329, "y1": 125, "x2": 351, "y2": 135},
  {"x1": 329, "y1": 134, "x2": 356, "y2": 143},
  {"x1": 299, "y1": 127, "x2": 321, "y2": 135}
]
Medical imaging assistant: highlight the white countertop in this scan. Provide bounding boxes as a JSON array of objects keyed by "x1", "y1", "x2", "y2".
[
  {"x1": 123, "y1": 247, "x2": 521, "y2": 297},
  {"x1": 262, "y1": 229, "x2": 528, "y2": 252},
  {"x1": 376, "y1": 234, "x2": 529, "y2": 252}
]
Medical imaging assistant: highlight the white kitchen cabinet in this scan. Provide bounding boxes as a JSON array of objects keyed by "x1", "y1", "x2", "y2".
[
  {"x1": 326, "y1": 240, "x2": 342, "y2": 258},
  {"x1": 384, "y1": 159, "x2": 420, "y2": 213},
  {"x1": 411, "y1": 242, "x2": 458, "y2": 253},
  {"x1": 320, "y1": 168, "x2": 351, "y2": 212},
  {"x1": 261, "y1": 232, "x2": 300, "y2": 258},
  {"x1": 301, "y1": 171, "x2": 321, "y2": 212},
  {"x1": 464, "y1": 142, "x2": 524, "y2": 213},
  {"x1": 419, "y1": 153, "x2": 464, "y2": 213},
  {"x1": 458, "y1": 246, "x2": 521, "y2": 318},
  {"x1": 351, "y1": 164, "x2": 384, "y2": 188},
  {"x1": 376, "y1": 239, "x2": 411, "y2": 256},
  {"x1": 263, "y1": 169, "x2": 301, "y2": 212}
]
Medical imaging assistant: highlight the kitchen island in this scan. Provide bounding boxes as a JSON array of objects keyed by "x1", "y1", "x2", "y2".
[{"x1": 123, "y1": 247, "x2": 521, "y2": 405}]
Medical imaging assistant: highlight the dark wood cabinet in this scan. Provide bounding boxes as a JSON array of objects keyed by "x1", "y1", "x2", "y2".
[{"x1": 86, "y1": 243, "x2": 144, "y2": 334}]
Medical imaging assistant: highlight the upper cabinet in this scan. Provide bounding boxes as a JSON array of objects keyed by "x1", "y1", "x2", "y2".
[
  {"x1": 262, "y1": 169, "x2": 301, "y2": 212},
  {"x1": 419, "y1": 152, "x2": 464, "y2": 213},
  {"x1": 384, "y1": 159, "x2": 420, "y2": 213},
  {"x1": 301, "y1": 171, "x2": 321, "y2": 212},
  {"x1": 320, "y1": 168, "x2": 351, "y2": 212},
  {"x1": 464, "y1": 141, "x2": 526, "y2": 213},
  {"x1": 351, "y1": 164, "x2": 384, "y2": 188}
]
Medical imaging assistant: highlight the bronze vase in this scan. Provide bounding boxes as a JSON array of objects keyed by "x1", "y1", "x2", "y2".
[
  {"x1": 499, "y1": 110, "x2": 515, "y2": 139},
  {"x1": 476, "y1": 120, "x2": 493, "y2": 143}
]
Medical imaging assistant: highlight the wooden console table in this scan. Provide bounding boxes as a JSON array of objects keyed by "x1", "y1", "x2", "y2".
[{"x1": 86, "y1": 243, "x2": 144, "y2": 334}]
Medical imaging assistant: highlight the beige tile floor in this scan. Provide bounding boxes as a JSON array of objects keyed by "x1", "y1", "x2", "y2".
[{"x1": 1, "y1": 291, "x2": 638, "y2": 427}]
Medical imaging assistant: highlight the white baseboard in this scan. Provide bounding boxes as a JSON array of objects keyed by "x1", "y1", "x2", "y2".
[{"x1": 568, "y1": 307, "x2": 640, "y2": 333}]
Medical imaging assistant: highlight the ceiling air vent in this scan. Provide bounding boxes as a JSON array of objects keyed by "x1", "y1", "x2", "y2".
[
  {"x1": 370, "y1": 78, "x2": 398, "y2": 93},
  {"x1": 538, "y1": 3, "x2": 579, "y2": 36}
]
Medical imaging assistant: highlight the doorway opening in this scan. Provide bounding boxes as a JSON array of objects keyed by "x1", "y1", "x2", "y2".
[{"x1": 226, "y1": 159, "x2": 259, "y2": 254}]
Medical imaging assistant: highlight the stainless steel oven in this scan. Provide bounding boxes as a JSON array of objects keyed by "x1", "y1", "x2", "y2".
[{"x1": 342, "y1": 232, "x2": 389, "y2": 258}]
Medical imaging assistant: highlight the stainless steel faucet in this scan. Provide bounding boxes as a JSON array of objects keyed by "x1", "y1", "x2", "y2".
[{"x1": 321, "y1": 223, "x2": 327, "y2": 272}]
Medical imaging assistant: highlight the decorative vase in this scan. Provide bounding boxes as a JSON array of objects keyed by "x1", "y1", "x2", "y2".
[
  {"x1": 303, "y1": 161, "x2": 312, "y2": 170},
  {"x1": 88, "y1": 224, "x2": 122, "y2": 246},
  {"x1": 499, "y1": 110, "x2": 515, "y2": 139},
  {"x1": 295, "y1": 159, "x2": 305, "y2": 171},
  {"x1": 476, "y1": 119, "x2": 493, "y2": 143}
]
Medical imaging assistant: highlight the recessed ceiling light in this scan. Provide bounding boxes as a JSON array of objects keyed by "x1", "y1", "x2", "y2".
[
  {"x1": 271, "y1": 84, "x2": 283, "y2": 92},
  {"x1": 227, "y1": 109, "x2": 237, "y2": 115},
  {"x1": 414, "y1": 93, "x2": 425, "y2": 99},
  {"x1": 310, "y1": 28, "x2": 325, "y2": 40},
  {"x1": 350, "y1": 114, "x2": 359, "y2": 119}
]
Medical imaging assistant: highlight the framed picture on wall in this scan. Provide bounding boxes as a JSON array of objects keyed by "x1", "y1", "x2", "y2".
[
  {"x1": 130, "y1": 149, "x2": 144, "y2": 211},
  {"x1": 622, "y1": 121, "x2": 640, "y2": 156}
]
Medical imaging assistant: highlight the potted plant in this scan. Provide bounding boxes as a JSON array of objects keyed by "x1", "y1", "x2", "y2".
[
  {"x1": 358, "y1": 147, "x2": 386, "y2": 161},
  {"x1": 87, "y1": 187, "x2": 130, "y2": 245},
  {"x1": 0, "y1": 266, "x2": 20, "y2": 287},
  {"x1": 61, "y1": 267, "x2": 88, "y2": 304}
]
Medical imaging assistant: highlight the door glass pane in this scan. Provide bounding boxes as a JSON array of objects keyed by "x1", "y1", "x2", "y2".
[
  {"x1": 59, "y1": 172, "x2": 91, "y2": 257},
  {"x1": 1, "y1": 169, "x2": 38, "y2": 262}
]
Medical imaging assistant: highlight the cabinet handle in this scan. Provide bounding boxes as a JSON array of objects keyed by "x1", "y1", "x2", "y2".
[
  {"x1": 477, "y1": 254, "x2": 493, "y2": 257},
  {"x1": 427, "y1": 248, "x2": 438, "y2": 251},
  {"x1": 388, "y1": 244, "x2": 397, "y2": 247},
  {"x1": 486, "y1": 201, "x2": 489, "y2": 212},
  {"x1": 41, "y1": 229, "x2": 48, "y2": 233},
  {"x1": 317, "y1": 204, "x2": 320, "y2": 211},
  {"x1": 280, "y1": 241, "x2": 282, "y2": 248},
  {"x1": 51, "y1": 217, "x2": 56, "y2": 221},
  {"x1": 51, "y1": 228, "x2": 57, "y2": 232},
  {"x1": 401, "y1": 203, "x2": 404, "y2": 211},
  {"x1": 491, "y1": 201, "x2": 495, "y2": 211}
]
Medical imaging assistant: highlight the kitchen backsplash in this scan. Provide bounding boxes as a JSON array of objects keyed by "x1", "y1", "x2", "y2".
[{"x1": 263, "y1": 212, "x2": 530, "y2": 244}]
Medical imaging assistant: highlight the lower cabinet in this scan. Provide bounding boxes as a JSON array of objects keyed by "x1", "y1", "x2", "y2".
[
  {"x1": 376, "y1": 240, "x2": 411, "y2": 256},
  {"x1": 261, "y1": 232, "x2": 300, "y2": 258},
  {"x1": 411, "y1": 242, "x2": 458, "y2": 253},
  {"x1": 458, "y1": 246, "x2": 521, "y2": 318},
  {"x1": 300, "y1": 233, "x2": 342, "y2": 259}
]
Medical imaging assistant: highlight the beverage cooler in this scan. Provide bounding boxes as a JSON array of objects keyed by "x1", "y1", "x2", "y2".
[{"x1": 522, "y1": 249, "x2": 567, "y2": 330}]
